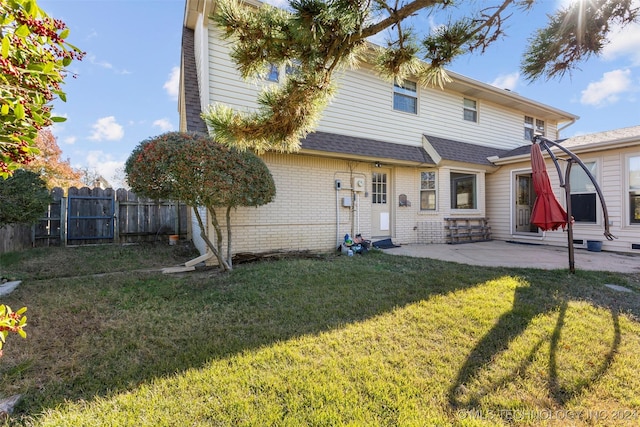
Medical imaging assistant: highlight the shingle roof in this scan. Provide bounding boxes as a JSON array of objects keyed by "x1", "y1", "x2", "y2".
[
  {"x1": 494, "y1": 125, "x2": 640, "y2": 161},
  {"x1": 181, "y1": 27, "x2": 208, "y2": 134},
  {"x1": 423, "y1": 134, "x2": 509, "y2": 166},
  {"x1": 301, "y1": 131, "x2": 434, "y2": 164},
  {"x1": 495, "y1": 144, "x2": 531, "y2": 159},
  {"x1": 560, "y1": 125, "x2": 640, "y2": 149}
]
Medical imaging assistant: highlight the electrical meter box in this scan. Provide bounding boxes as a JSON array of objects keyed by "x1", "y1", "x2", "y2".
[{"x1": 352, "y1": 177, "x2": 365, "y2": 192}]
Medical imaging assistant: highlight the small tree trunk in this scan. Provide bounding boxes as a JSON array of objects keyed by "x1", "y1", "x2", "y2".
[
  {"x1": 226, "y1": 206, "x2": 233, "y2": 269},
  {"x1": 209, "y1": 207, "x2": 232, "y2": 271},
  {"x1": 192, "y1": 206, "x2": 231, "y2": 271}
]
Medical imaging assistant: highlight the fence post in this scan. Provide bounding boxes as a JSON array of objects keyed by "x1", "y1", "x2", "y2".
[
  {"x1": 114, "y1": 200, "x2": 120, "y2": 244},
  {"x1": 60, "y1": 196, "x2": 67, "y2": 246}
]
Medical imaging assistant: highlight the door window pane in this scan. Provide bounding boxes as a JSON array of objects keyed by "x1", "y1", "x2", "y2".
[{"x1": 372, "y1": 172, "x2": 387, "y2": 204}]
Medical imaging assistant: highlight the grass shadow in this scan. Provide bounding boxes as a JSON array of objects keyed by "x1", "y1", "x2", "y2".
[
  {"x1": 2, "y1": 250, "x2": 510, "y2": 419},
  {"x1": 0, "y1": 247, "x2": 637, "y2": 423},
  {"x1": 448, "y1": 268, "x2": 632, "y2": 415}
]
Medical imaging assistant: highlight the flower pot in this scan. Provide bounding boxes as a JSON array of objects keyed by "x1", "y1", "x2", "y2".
[
  {"x1": 169, "y1": 235, "x2": 179, "y2": 245},
  {"x1": 586, "y1": 240, "x2": 602, "y2": 252}
]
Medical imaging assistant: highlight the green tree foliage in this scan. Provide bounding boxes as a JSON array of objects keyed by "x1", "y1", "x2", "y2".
[
  {"x1": 0, "y1": 169, "x2": 51, "y2": 227},
  {"x1": 0, "y1": 0, "x2": 84, "y2": 178},
  {"x1": 203, "y1": 0, "x2": 638, "y2": 152},
  {"x1": 0, "y1": 305, "x2": 27, "y2": 358},
  {"x1": 125, "y1": 132, "x2": 276, "y2": 271}
]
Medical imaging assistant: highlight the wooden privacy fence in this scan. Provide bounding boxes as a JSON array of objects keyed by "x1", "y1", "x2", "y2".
[{"x1": 22, "y1": 186, "x2": 188, "y2": 248}]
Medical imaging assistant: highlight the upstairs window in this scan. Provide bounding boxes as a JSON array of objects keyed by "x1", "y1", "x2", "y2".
[
  {"x1": 393, "y1": 80, "x2": 417, "y2": 114},
  {"x1": 420, "y1": 171, "x2": 436, "y2": 210},
  {"x1": 463, "y1": 98, "x2": 477, "y2": 122},
  {"x1": 524, "y1": 116, "x2": 545, "y2": 141},
  {"x1": 570, "y1": 161, "x2": 597, "y2": 223},
  {"x1": 451, "y1": 172, "x2": 477, "y2": 209},
  {"x1": 265, "y1": 63, "x2": 279, "y2": 82},
  {"x1": 285, "y1": 60, "x2": 301, "y2": 77}
]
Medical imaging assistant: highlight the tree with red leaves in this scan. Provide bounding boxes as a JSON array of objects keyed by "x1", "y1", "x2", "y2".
[
  {"x1": 125, "y1": 132, "x2": 276, "y2": 271},
  {"x1": 25, "y1": 129, "x2": 83, "y2": 189}
]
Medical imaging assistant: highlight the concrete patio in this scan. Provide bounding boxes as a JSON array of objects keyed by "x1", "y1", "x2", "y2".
[{"x1": 382, "y1": 240, "x2": 640, "y2": 274}]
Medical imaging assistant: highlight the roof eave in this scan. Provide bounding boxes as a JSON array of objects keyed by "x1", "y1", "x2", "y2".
[
  {"x1": 492, "y1": 135, "x2": 640, "y2": 165},
  {"x1": 299, "y1": 148, "x2": 435, "y2": 167}
]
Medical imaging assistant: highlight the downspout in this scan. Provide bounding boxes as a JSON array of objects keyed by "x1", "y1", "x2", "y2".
[
  {"x1": 336, "y1": 182, "x2": 340, "y2": 247},
  {"x1": 557, "y1": 118, "x2": 577, "y2": 136}
]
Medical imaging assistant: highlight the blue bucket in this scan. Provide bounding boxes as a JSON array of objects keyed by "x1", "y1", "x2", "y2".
[{"x1": 586, "y1": 240, "x2": 602, "y2": 252}]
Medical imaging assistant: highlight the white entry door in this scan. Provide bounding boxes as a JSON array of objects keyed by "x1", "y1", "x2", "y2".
[{"x1": 371, "y1": 169, "x2": 391, "y2": 237}]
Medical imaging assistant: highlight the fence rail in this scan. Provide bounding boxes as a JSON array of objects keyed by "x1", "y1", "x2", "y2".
[{"x1": 1, "y1": 187, "x2": 188, "y2": 253}]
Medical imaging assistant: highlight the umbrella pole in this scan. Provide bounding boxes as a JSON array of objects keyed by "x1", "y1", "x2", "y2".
[{"x1": 565, "y1": 160, "x2": 575, "y2": 273}]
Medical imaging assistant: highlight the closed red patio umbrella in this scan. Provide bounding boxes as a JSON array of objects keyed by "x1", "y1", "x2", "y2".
[{"x1": 530, "y1": 142, "x2": 568, "y2": 231}]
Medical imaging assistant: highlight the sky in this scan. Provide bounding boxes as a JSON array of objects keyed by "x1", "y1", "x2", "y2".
[{"x1": 39, "y1": 0, "x2": 640, "y2": 189}]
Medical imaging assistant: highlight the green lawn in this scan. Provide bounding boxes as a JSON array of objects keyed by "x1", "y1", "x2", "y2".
[{"x1": 1, "y1": 243, "x2": 639, "y2": 426}]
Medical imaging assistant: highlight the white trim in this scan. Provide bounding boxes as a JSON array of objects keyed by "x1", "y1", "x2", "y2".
[
  {"x1": 196, "y1": 13, "x2": 210, "y2": 110},
  {"x1": 625, "y1": 153, "x2": 640, "y2": 227}
]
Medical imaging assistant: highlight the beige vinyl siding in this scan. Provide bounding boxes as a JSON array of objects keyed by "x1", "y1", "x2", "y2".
[
  {"x1": 487, "y1": 145, "x2": 640, "y2": 254},
  {"x1": 207, "y1": 27, "x2": 266, "y2": 111},
  {"x1": 206, "y1": 25, "x2": 561, "y2": 149},
  {"x1": 422, "y1": 87, "x2": 560, "y2": 148},
  {"x1": 318, "y1": 68, "x2": 424, "y2": 146},
  {"x1": 601, "y1": 152, "x2": 623, "y2": 230}
]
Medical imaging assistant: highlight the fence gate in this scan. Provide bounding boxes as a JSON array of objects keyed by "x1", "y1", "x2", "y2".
[{"x1": 66, "y1": 187, "x2": 115, "y2": 244}]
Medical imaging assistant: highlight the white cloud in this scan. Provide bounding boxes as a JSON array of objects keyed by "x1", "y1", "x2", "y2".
[
  {"x1": 580, "y1": 69, "x2": 633, "y2": 106},
  {"x1": 87, "y1": 54, "x2": 131, "y2": 75},
  {"x1": 88, "y1": 54, "x2": 113, "y2": 70},
  {"x1": 89, "y1": 116, "x2": 124, "y2": 141},
  {"x1": 153, "y1": 118, "x2": 174, "y2": 132},
  {"x1": 489, "y1": 72, "x2": 520, "y2": 91},
  {"x1": 63, "y1": 136, "x2": 77, "y2": 145},
  {"x1": 602, "y1": 22, "x2": 640, "y2": 66},
  {"x1": 84, "y1": 151, "x2": 127, "y2": 189},
  {"x1": 164, "y1": 66, "x2": 180, "y2": 101}
]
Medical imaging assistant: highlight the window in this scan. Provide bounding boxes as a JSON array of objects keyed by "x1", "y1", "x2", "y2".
[
  {"x1": 524, "y1": 116, "x2": 545, "y2": 141},
  {"x1": 451, "y1": 172, "x2": 476, "y2": 209},
  {"x1": 420, "y1": 171, "x2": 436, "y2": 210},
  {"x1": 265, "y1": 63, "x2": 279, "y2": 82},
  {"x1": 570, "y1": 161, "x2": 597, "y2": 223},
  {"x1": 629, "y1": 156, "x2": 640, "y2": 224},
  {"x1": 285, "y1": 60, "x2": 301, "y2": 77},
  {"x1": 463, "y1": 98, "x2": 477, "y2": 122},
  {"x1": 393, "y1": 80, "x2": 417, "y2": 114},
  {"x1": 372, "y1": 172, "x2": 387, "y2": 204}
]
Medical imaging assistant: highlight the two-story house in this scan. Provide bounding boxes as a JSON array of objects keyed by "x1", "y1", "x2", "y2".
[{"x1": 180, "y1": 0, "x2": 640, "y2": 257}]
